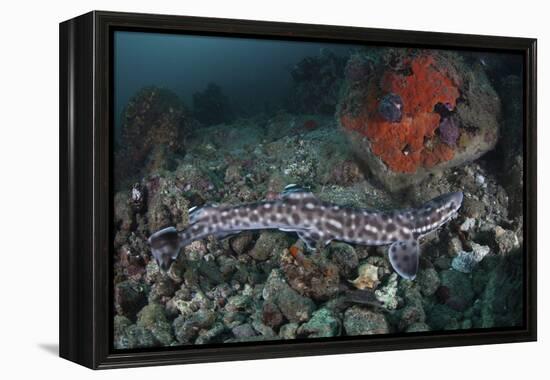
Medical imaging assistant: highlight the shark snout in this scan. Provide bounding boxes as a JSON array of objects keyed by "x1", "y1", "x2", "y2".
[{"x1": 157, "y1": 254, "x2": 175, "y2": 272}]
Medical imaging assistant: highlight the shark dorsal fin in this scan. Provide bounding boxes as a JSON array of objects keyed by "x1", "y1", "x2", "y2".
[
  {"x1": 281, "y1": 184, "x2": 316, "y2": 200},
  {"x1": 188, "y1": 203, "x2": 218, "y2": 224},
  {"x1": 388, "y1": 239, "x2": 420, "y2": 280}
]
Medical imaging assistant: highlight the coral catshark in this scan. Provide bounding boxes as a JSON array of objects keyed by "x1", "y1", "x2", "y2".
[{"x1": 148, "y1": 185, "x2": 463, "y2": 280}]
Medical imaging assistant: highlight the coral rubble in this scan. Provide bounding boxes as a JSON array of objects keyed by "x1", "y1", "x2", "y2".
[{"x1": 115, "y1": 86, "x2": 193, "y2": 186}]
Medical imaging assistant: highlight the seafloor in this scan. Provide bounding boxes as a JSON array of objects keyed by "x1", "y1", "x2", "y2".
[{"x1": 113, "y1": 49, "x2": 524, "y2": 349}]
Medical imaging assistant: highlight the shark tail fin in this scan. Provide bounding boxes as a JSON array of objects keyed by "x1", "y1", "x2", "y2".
[{"x1": 388, "y1": 239, "x2": 420, "y2": 280}]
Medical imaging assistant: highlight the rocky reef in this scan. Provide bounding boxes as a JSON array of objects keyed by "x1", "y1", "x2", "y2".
[
  {"x1": 286, "y1": 49, "x2": 347, "y2": 115},
  {"x1": 115, "y1": 86, "x2": 195, "y2": 187},
  {"x1": 192, "y1": 83, "x2": 235, "y2": 126},
  {"x1": 338, "y1": 49, "x2": 501, "y2": 191},
  {"x1": 113, "y1": 47, "x2": 524, "y2": 349}
]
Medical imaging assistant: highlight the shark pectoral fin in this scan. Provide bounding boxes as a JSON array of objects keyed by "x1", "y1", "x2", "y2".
[
  {"x1": 388, "y1": 240, "x2": 420, "y2": 280},
  {"x1": 297, "y1": 231, "x2": 318, "y2": 250}
]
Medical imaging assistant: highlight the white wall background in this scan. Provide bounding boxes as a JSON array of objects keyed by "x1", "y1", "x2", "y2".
[{"x1": 0, "y1": 0, "x2": 545, "y2": 377}]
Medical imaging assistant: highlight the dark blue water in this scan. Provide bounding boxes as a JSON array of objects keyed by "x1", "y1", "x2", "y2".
[{"x1": 114, "y1": 31, "x2": 358, "y2": 131}]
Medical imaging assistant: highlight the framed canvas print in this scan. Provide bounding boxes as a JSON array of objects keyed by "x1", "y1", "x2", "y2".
[{"x1": 59, "y1": 11, "x2": 537, "y2": 369}]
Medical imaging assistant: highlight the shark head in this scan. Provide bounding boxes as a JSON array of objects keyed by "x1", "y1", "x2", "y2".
[{"x1": 148, "y1": 226, "x2": 182, "y2": 271}]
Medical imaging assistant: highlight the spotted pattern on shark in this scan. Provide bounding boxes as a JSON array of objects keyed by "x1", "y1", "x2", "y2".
[{"x1": 148, "y1": 185, "x2": 463, "y2": 280}]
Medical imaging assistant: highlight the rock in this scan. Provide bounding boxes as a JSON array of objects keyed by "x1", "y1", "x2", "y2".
[
  {"x1": 261, "y1": 302, "x2": 284, "y2": 329},
  {"x1": 198, "y1": 259, "x2": 224, "y2": 285},
  {"x1": 115, "y1": 323, "x2": 156, "y2": 349},
  {"x1": 146, "y1": 176, "x2": 189, "y2": 232},
  {"x1": 184, "y1": 240, "x2": 208, "y2": 261},
  {"x1": 398, "y1": 304, "x2": 426, "y2": 331},
  {"x1": 217, "y1": 255, "x2": 238, "y2": 278},
  {"x1": 479, "y1": 253, "x2": 523, "y2": 328},
  {"x1": 148, "y1": 276, "x2": 176, "y2": 303},
  {"x1": 461, "y1": 319, "x2": 473, "y2": 329},
  {"x1": 493, "y1": 226, "x2": 520, "y2": 255},
  {"x1": 137, "y1": 303, "x2": 174, "y2": 346},
  {"x1": 286, "y1": 49, "x2": 347, "y2": 115},
  {"x1": 378, "y1": 93, "x2": 403, "y2": 123},
  {"x1": 170, "y1": 289, "x2": 212, "y2": 319},
  {"x1": 173, "y1": 316, "x2": 197, "y2": 344},
  {"x1": 113, "y1": 315, "x2": 133, "y2": 349},
  {"x1": 343, "y1": 306, "x2": 389, "y2": 336},
  {"x1": 145, "y1": 260, "x2": 161, "y2": 283},
  {"x1": 434, "y1": 256, "x2": 452, "y2": 270},
  {"x1": 344, "y1": 53, "x2": 374, "y2": 83},
  {"x1": 349, "y1": 263, "x2": 379, "y2": 290},
  {"x1": 475, "y1": 174, "x2": 486, "y2": 186},
  {"x1": 375, "y1": 273, "x2": 399, "y2": 310},
  {"x1": 279, "y1": 323, "x2": 300, "y2": 340},
  {"x1": 192, "y1": 83, "x2": 234, "y2": 126},
  {"x1": 263, "y1": 269, "x2": 316, "y2": 323},
  {"x1": 113, "y1": 191, "x2": 134, "y2": 237},
  {"x1": 225, "y1": 294, "x2": 252, "y2": 313},
  {"x1": 329, "y1": 242, "x2": 359, "y2": 278},
  {"x1": 174, "y1": 163, "x2": 218, "y2": 199},
  {"x1": 426, "y1": 304, "x2": 461, "y2": 330},
  {"x1": 223, "y1": 311, "x2": 247, "y2": 329},
  {"x1": 417, "y1": 268, "x2": 441, "y2": 296},
  {"x1": 297, "y1": 308, "x2": 341, "y2": 338},
  {"x1": 451, "y1": 243, "x2": 490, "y2": 273},
  {"x1": 115, "y1": 280, "x2": 148, "y2": 320},
  {"x1": 461, "y1": 197, "x2": 486, "y2": 219},
  {"x1": 231, "y1": 323, "x2": 257, "y2": 339},
  {"x1": 114, "y1": 314, "x2": 132, "y2": 335},
  {"x1": 405, "y1": 322, "x2": 430, "y2": 333},
  {"x1": 448, "y1": 237, "x2": 463, "y2": 257},
  {"x1": 399, "y1": 280, "x2": 423, "y2": 308},
  {"x1": 230, "y1": 232, "x2": 255, "y2": 255},
  {"x1": 501, "y1": 154, "x2": 523, "y2": 219},
  {"x1": 129, "y1": 182, "x2": 147, "y2": 212},
  {"x1": 173, "y1": 309, "x2": 216, "y2": 344},
  {"x1": 338, "y1": 49, "x2": 500, "y2": 192},
  {"x1": 115, "y1": 86, "x2": 191, "y2": 184},
  {"x1": 439, "y1": 270, "x2": 475, "y2": 311},
  {"x1": 328, "y1": 159, "x2": 364, "y2": 185},
  {"x1": 224, "y1": 164, "x2": 242, "y2": 184},
  {"x1": 251, "y1": 320, "x2": 277, "y2": 338},
  {"x1": 195, "y1": 322, "x2": 226, "y2": 345},
  {"x1": 280, "y1": 249, "x2": 340, "y2": 300},
  {"x1": 249, "y1": 231, "x2": 289, "y2": 261},
  {"x1": 460, "y1": 217, "x2": 476, "y2": 232}
]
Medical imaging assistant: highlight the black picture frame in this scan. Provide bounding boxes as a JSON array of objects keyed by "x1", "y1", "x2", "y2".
[{"x1": 59, "y1": 10, "x2": 537, "y2": 369}]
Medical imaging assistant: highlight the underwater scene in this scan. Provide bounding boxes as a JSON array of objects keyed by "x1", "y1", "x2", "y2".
[{"x1": 112, "y1": 31, "x2": 524, "y2": 349}]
